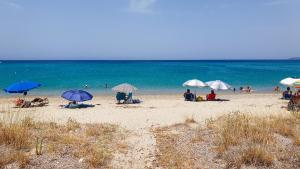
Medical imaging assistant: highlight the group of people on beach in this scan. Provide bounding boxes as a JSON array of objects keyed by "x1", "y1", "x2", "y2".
[
  {"x1": 282, "y1": 87, "x2": 300, "y2": 100},
  {"x1": 239, "y1": 86, "x2": 252, "y2": 93},
  {"x1": 184, "y1": 89, "x2": 216, "y2": 102}
]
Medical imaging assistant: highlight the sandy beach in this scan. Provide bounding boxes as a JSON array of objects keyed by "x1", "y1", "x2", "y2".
[
  {"x1": 0, "y1": 93, "x2": 293, "y2": 168},
  {"x1": 0, "y1": 93, "x2": 289, "y2": 129}
]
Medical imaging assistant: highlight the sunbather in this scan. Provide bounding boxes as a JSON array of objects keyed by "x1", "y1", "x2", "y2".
[
  {"x1": 206, "y1": 90, "x2": 216, "y2": 101},
  {"x1": 20, "y1": 101, "x2": 31, "y2": 108},
  {"x1": 64, "y1": 101, "x2": 94, "y2": 109},
  {"x1": 14, "y1": 98, "x2": 24, "y2": 107},
  {"x1": 31, "y1": 97, "x2": 49, "y2": 107},
  {"x1": 14, "y1": 98, "x2": 31, "y2": 108}
]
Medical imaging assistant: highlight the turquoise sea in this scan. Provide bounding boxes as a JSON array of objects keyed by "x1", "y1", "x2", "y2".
[{"x1": 0, "y1": 60, "x2": 299, "y2": 95}]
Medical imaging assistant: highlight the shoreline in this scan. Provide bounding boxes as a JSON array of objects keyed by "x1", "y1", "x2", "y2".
[{"x1": 0, "y1": 90, "x2": 279, "y2": 98}]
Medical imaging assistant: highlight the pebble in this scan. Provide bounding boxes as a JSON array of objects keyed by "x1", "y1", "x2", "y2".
[{"x1": 79, "y1": 158, "x2": 85, "y2": 163}]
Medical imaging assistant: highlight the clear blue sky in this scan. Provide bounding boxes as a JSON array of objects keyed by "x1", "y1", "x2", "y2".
[{"x1": 0, "y1": 0, "x2": 299, "y2": 60}]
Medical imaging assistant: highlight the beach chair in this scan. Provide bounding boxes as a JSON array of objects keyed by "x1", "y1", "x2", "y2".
[
  {"x1": 116, "y1": 92, "x2": 126, "y2": 104},
  {"x1": 31, "y1": 98, "x2": 49, "y2": 107},
  {"x1": 124, "y1": 93, "x2": 141, "y2": 104},
  {"x1": 125, "y1": 93, "x2": 133, "y2": 104},
  {"x1": 283, "y1": 93, "x2": 292, "y2": 100}
]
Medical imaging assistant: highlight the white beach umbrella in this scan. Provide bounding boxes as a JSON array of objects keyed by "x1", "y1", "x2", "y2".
[
  {"x1": 112, "y1": 83, "x2": 137, "y2": 93},
  {"x1": 280, "y1": 77, "x2": 300, "y2": 86},
  {"x1": 206, "y1": 80, "x2": 231, "y2": 90},
  {"x1": 182, "y1": 79, "x2": 207, "y2": 87}
]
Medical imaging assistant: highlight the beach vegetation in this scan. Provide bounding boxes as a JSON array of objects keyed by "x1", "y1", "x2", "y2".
[
  {"x1": 154, "y1": 112, "x2": 300, "y2": 169},
  {"x1": 0, "y1": 110, "x2": 127, "y2": 168},
  {"x1": 184, "y1": 115, "x2": 197, "y2": 124}
]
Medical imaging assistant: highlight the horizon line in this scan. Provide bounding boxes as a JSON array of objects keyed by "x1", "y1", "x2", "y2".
[{"x1": 0, "y1": 58, "x2": 298, "y2": 61}]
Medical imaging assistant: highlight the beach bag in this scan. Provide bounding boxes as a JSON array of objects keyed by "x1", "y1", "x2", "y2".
[{"x1": 196, "y1": 96, "x2": 204, "y2": 101}]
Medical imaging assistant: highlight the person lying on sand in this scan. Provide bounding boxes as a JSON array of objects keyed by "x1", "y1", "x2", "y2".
[
  {"x1": 63, "y1": 101, "x2": 95, "y2": 109},
  {"x1": 31, "y1": 97, "x2": 49, "y2": 107},
  {"x1": 31, "y1": 97, "x2": 49, "y2": 103}
]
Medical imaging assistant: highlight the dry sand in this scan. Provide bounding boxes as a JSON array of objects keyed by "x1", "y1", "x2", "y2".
[
  {"x1": 0, "y1": 93, "x2": 289, "y2": 129},
  {"x1": 0, "y1": 93, "x2": 290, "y2": 168}
]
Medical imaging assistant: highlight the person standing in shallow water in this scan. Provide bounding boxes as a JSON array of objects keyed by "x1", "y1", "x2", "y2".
[
  {"x1": 274, "y1": 86, "x2": 280, "y2": 92},
  {"x1": 104, "y1": 83, "x2": 108, "y2": 89}
]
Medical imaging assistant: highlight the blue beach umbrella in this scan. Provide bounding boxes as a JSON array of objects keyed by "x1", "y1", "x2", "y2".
[
  {"x1": 4, "y1": 81, "x2": 42, "y2": 93},
  {"x1": 61, "y1": 90, "x2": 93, "y2": 102}
]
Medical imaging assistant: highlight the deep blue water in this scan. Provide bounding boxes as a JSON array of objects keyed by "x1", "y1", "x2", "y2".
[{"x1": 0, "y1": 60, "x2": 299, "y2": 95}]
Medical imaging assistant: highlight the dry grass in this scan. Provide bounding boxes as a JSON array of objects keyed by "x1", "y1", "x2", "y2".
[
  {"x1": 184, "y1": 115, "x2": 197, "y2": 124},
  {"x1": 154, "y1": 112, "x2": 300, "y2": 169},
  {"x1": 0, "y1": 122, "x2": 30, "y2": 149},
  {"x1": 0, "y1": 111, "x2": 127, "y2": 169},
  {"x1": 0, "y1": 151, "x2": 29, "y2": 168},
  {"x1": 0, "y1": 112, "x2": 32, "y2": 150},
  {"x1": 154, "y1": 128, "x2": 193, "y2": 169},
  {"x1": 269, "y1": 112, "x2": 300, "y2": 145},
  {"x1": 65, "y1": 117, "x2": 80, "y2": 132},
  {"x1": 214, "y1": 112, "x2": 300, "y2": 168},
  {"x1": 241, "y1": 145, "x2": 273, "y2": 166},
  {"x1": 214, "y1": 113, "x2": 274, "y2": 153},
  {"x1": 87, "y1": 145, "x2": 112, "y2": 168},
  {"x1": 153, "y1": 119, "x2": 202, "y2": 169},
  {"x1": 85, "y1": 123, "x2": 117, "y2": 138}
]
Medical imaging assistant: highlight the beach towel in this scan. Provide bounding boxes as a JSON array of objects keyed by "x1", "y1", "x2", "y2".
[{"x1": 64, "y1": 103, "x2": 95, "y2": 109}]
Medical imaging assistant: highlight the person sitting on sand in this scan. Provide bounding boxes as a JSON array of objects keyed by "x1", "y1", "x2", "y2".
[
  {"x1": 206, "y1": 90, "x2": 216, "y2": 101},
  {"x1": 282, "y1": 87, "x2": 292, "y2": 99},
  {"x1": 15, "y1": 98, "x2": 24, "y2": 107},
  {"x1": 184, "y1": 89, "x2": 194, "y2": 101},
  {"x1": 65, "y1": 101, "x2": 77, "y2": 108}
]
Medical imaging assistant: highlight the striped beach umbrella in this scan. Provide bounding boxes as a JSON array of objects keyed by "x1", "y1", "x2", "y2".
[
  {"x1": 280, "y1": 77, "x2": 300, "y2": 86},
  {"x1": 293, "y1": 80, "x2": 300, "y2": 89}
]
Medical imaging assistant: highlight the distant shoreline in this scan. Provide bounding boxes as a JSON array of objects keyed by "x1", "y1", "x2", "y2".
[
  {"x1": 0, "y1": 91, "x2": 277, "y2": 97},
  {"x1": 0, "y1": 59, "x2": 298, "y2": 62}
]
